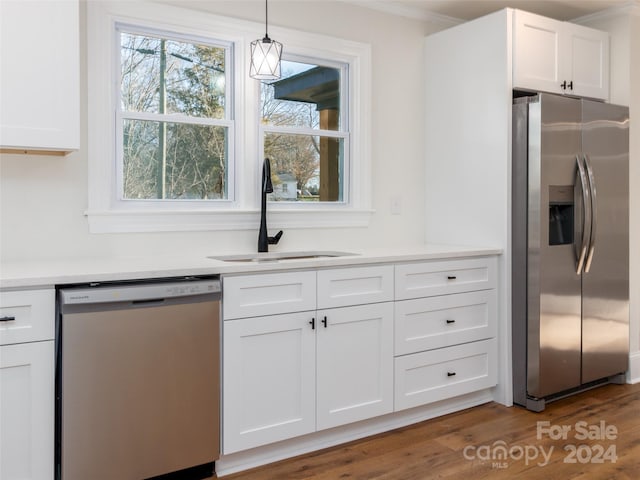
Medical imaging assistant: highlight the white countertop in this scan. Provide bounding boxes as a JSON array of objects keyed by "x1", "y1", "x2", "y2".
[{"x1": 0, "y1": 244, "x2": 502, "y2": 289}]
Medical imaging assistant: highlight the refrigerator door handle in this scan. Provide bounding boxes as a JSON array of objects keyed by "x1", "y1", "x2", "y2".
[
  {"x1": 583, "y1": 154, "x2": 597, "y2": 273},
  {"x1": 575, "y1": 154, "x2": 592, "y2": 275}
]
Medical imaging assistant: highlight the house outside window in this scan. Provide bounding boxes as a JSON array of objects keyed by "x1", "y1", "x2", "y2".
[{"x1": 260, "y1": 59, "x2": 348, "y2": 204}]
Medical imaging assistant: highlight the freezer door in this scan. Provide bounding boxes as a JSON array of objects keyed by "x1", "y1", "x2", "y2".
[
  {"x1": 527, "y1": 94, "x2": 582, "y2": 398},
  {"x1": 580, "y1": 100, "x2": 629, "y2": 383}
]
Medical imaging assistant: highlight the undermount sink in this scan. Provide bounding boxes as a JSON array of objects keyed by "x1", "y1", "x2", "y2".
[{"x1": 209, "y1": 251, "x2": 358, "y2": 263}]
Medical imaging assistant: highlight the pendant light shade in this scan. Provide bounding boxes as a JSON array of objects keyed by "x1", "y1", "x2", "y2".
[
  {"x1": 250, "y1": 0, "x2": 282, "y2": 80},
  {"x1": 250, "y1": 36, "x2": 282, "y2": 80}
]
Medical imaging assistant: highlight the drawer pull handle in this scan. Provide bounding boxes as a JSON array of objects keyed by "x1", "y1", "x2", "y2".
[
  {"x1": 447, "y1": 371, "x2": 456, "y2": 377},
  {"x1": 446, "y1": 319, "x2": 456, "y2": 324},
  {"x1": 447, "y1": 275, "x2": 457, "y2": 280},
  {"x1": 0, "y1": 316, "x2": 16, "y2": 322},
  {"x1": 322, "y1": 316, "x2": 328, "y2": 328},
  {"x1": 309, "y1": 318, "x2": 315, "y2": 330}
]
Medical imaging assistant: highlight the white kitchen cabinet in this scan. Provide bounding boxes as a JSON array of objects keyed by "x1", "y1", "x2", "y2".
[
  {"x1": 222, "y1": 311, "x2": 316, "y2": 454},
  {"x1": 0, "y1": 289, "x2": 55, "y2": 345},
  {"x1": 393, "y1": 257, "x2": 498, "y2": 412},
  {"x1": 395, "y1": 339, "x2": 497, "y2": 411},
  {"x1": 316, "y1": 302, "x2": 393, "y2": 430},
  {"x1": 223, "y1": 271, "x2": 316, "y2": 319},
  {"x1": 395, "y1": 257, "x2": 496, "y2": 300},
  {"x1": 0, "y1": 342, "x2": 54, "y2": 480},
  {"x1": 222, "y1": 266, "x2": 394, "y2": 454},
  {"x1": 513, "y1": 9, "x2": 609, "y2": 100},
  {"x1": 317, "y1": 265, "x2": 393, "y2": 309},
  {"x1": 0, "y1": 0, "x2": 80, "y2": 153},
  {"x1": 394, "y1": 290, "x2": 497, "y2": 356},
  {"x1": 0, "y1": 288, "x2": 55, "y2": 480}
]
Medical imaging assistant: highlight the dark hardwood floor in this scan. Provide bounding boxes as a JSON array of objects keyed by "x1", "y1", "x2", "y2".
[{"x1": 218, "y1": 383, "x2": 640, "y2": 479}]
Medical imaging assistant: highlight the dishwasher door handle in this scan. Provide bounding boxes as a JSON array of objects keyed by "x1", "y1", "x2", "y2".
[{"x1": 131, "y1": 299, "x2": 166, "y2": 307}]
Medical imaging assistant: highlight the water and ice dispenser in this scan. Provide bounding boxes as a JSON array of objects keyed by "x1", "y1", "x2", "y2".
[{"x1": 548, "y1": 185, "x2": 574, "y2": 246}]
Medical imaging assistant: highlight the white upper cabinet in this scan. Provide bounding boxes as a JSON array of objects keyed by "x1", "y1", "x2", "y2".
[
  {"x1": 565, "y1": 23, "x2": 610, "y2": 100},
  {"x1": 513, "y1": 11, "x2": 563, "y2": 94},
  {"x1": 0, "y1": 0, "x2": 80, "y2": 154},
  {"x1": 513, "y1": 10, "x2": 609, "y2": 100}
]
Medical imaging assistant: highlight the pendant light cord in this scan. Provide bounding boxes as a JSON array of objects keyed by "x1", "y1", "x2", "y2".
[{"x1": 265, "y1": 0, "x2": 269, "y2": 38}]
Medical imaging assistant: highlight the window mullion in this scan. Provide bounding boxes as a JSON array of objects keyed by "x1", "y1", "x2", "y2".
[
  {"x1": 120, "y1": 110, "x2": 233, "y2": 128},
  {"x1": 261, "y1": 125, "x2": 347, "y2": 138}
]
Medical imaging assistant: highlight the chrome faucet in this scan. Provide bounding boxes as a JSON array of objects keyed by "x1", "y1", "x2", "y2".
[{"x1": 258, "y1": 158, "x2": 283, "y2": 252}]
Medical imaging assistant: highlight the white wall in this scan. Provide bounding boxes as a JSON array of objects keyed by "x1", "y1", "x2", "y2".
[{"x1": 0, "y1": 1, "x2": 440, "y2": 262}]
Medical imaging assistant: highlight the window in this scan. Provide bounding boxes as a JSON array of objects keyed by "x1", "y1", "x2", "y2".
[
  {"x1": 118, "y1": 28, "x2": 233, "y2": 201},
  {"x1": 87, "y1": 1, "x2": 371, "y2": 233},
  {"x1": 260, "y1": 59, "x2": 348, "y2": 203}
]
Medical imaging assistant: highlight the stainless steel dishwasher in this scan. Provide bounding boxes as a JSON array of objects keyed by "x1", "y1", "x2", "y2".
[{"x1": 56, "y1": 277, "x2": 220, "y2": 480}]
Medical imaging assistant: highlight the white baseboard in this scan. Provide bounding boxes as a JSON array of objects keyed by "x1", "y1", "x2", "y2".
[
  {"x1": 216, "y1": 389, "x2": 493, "y2": 476},
  {"x1": 628, "y1": 351, "x2": 640, "y2": 383}
]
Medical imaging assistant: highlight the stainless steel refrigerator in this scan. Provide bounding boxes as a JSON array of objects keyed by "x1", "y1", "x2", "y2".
[{"x1": 512, "y1": 92, "x2": 629, "y2": 412}]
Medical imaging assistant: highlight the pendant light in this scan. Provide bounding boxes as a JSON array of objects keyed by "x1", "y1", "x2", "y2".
[{"x1": 249, "y1": 0, "x2": 282, "y2": 80}]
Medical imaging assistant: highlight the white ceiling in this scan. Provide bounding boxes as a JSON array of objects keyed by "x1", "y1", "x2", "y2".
[{"x1": 350, "y1": 0, "x2": 636, "y2": 23}]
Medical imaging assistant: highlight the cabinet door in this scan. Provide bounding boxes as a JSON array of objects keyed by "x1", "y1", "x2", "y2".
[
  {"x1": 513, "y1": 10, "x2": 563, "y2": 95},
  {"x1": 0, "y1": 341, "x2": 54, "y2": 480},
  {"x1": 223, "y1": 312, "x2": 316, "y2": 454},
  {"x1": 316, "y1": 303, "x2": 394, "y2": 430},
  {"x1": 565, "y1": 23, "x2": 609, "y2": 100},
  {"x1": 0, "y1": 0, "x2": 79, "y2": 152}
]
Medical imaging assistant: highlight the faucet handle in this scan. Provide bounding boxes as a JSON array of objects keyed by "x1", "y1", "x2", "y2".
[{"x1": 269, "y1": 230, "x2": 283, "y2": 245}]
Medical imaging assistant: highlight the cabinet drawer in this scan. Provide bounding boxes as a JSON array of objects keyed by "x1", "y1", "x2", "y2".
[
  {"x1": 317, "y1": 265, "x2": 393, "y2": 309},
  {"x1": 395, "y1": 257, "x2": 496, "y2": 300},
  {"x1": 223, "y1": 271, "x2": 316, "y2": 319},
  {"x1": 395, "y1": 290, "x2": 497, "y2": 355},
  {"x1": 0, "y1": 289, "x2": 55, "y2": 345},
  {"x1": 394, "y1": 339, "x2": 497, "y2": 411}
]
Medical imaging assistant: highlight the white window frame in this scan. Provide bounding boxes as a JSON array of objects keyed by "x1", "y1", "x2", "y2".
[
  {"x1": 86, "y1": 1, "x2": 372, "y2": 233},
  {"x1": 115, "y1": 24, "x2": 235, "y2": 205}
]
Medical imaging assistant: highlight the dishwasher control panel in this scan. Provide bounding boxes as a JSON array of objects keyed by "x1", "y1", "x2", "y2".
[{"x1": 59, "y1": 277, "x2": 221, "y2": 306}]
